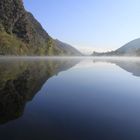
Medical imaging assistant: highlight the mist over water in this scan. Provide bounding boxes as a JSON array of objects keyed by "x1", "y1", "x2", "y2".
[{"x1": 0, "y1": 57, "x2": 140, "y2": 140}]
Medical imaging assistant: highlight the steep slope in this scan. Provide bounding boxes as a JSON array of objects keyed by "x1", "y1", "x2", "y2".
[
  {"x1": 0, "y1": 0, "x2": 81, "y2": 56},
  {"x1": 116, "y1": 38, "x2": 140, "y2": 55},
  {"x1": 54, "y1": 39, "x2": 82, "y2": 56}
]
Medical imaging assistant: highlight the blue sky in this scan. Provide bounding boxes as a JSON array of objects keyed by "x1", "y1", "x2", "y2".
[{"x1": 24, "y1": 0, "x2": 140, "y2": 54}]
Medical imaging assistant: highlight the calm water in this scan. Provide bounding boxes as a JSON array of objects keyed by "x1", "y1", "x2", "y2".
[{"x1": 0, "y1": 57, "x2": 140, "y2": 140}]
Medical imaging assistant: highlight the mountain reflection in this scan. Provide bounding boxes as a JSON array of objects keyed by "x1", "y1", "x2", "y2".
[
  {"x1": 0, "y1": 58, "x2": 79, "y2": 124},
  {"x1": 93, "y1": 57, "x2": 140, "y2": 77}
]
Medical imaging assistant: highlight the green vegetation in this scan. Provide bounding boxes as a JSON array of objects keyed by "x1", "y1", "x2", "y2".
[
  {"x1": 0, "y1": 0, "x2": 81, "y2": 56},
  {"x1": 0, "y1": 31, "x2": 28, "y2": 55}
]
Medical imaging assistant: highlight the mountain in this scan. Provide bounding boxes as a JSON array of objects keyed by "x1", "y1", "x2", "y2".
[
  {"x1": 54, "y1": 39, "x2": 81, "y2": 55},
  {"x1": 0, "y1": 0, "x2": 81, "y2": 56},
  {"x1": 116, "y1": 38, "x2": 140, "y2": 56},
  {"x1": 92, "y1": 38, "x2": 140, "y2": 56}
]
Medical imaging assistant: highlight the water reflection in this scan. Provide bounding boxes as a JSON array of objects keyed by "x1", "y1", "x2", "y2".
[
  {"x1": 0, "y1": 58, "x2": 79, "y2": 124},
  {"x1": 0, "y1": 57, "x2": 140, "y2": 140},
  {"x1": 1, "y1": 57, "x2": 140, "y2": 125},
  {"x1": 93, "y1": 57, "x2": 140, "y2": 77}
]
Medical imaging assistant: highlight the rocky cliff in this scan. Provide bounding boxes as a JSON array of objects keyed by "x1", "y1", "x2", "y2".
[{"x1": 0, "y1": 0, "x2": 81, "y2": 55}]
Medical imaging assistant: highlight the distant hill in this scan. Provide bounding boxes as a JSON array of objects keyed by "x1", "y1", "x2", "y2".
[
  {"x1": 116, "y1": 38, "x2": 140, "y2": 55},
  {"x1": 0, "y1": 0, "x2": 81, "y2": 56},
  {"x1": 54, "y1": 39, "x2": 82, "y2": 56},
  {"x1": 92, "y1": 38, "x2": 140, "y2": 56}
]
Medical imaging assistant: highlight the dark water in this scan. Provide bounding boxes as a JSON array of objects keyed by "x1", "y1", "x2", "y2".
[{"x1": 0, "y1": 57, "x2": 140, "y2": 140}]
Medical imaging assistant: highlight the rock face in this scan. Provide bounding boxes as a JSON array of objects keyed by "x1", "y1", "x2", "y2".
[
  {"x1": 0, "y1": 0, "x2": 25, "y2": 33},
  {"x1": 0, "y1": 0, "x2": 81, "y2": 55}
]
